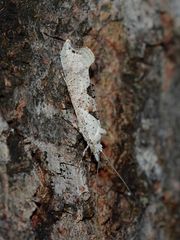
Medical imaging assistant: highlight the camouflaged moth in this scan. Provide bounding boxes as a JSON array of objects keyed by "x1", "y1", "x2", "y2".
[
  {"x1": 60, "y1": 39, "x2": 131, "y2": 194},
  {"x1": 60, "y1": 39, "x2": 106, "y2": 161}
]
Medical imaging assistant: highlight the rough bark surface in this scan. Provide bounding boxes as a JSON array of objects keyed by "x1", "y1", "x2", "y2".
[{"x1": 0, "y1": 0, "x2": 179, "y2": 239}]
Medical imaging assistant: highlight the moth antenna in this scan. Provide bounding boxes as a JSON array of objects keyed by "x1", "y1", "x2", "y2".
[
  {"x1": 101, "y1": 151, "x2": 132, "y2": 196},
  {"x1": 95, "y1": 159, "x2": 100, "y2": 217},
  {"x1": 43, "y1": 32, "x2": 65, "y2": 42}
]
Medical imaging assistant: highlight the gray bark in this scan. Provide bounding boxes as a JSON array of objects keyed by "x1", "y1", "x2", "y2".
[{"x1": 0, "y1": 0, "x2": 179, "y2": 239}]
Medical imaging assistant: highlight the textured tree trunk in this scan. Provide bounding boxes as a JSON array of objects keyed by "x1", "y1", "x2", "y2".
[{"x1": 0, "y1": 0, "x2": 179, "y2": 239}]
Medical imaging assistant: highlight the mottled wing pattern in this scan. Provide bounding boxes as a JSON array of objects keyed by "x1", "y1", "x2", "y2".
[{"x1": 60, "y1": 39, "x2": 106, "y2": 161}]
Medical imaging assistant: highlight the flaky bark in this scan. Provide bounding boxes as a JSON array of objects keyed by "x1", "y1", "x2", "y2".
[{"x1": 0, "y1": 1, "x2": 179, "y2": 239}]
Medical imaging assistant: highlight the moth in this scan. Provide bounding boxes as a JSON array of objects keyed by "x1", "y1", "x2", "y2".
[
  {"x1": 60, "y1": 39, "x2": 106, "y2": 162},
  {"x1": 60, "y1": 39, "x2": 131, "y2": 194}
]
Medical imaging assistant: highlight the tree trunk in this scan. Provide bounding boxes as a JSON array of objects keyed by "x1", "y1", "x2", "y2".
[{"x1": 0, "y1": 0, "x2": 179, "y2": 239}]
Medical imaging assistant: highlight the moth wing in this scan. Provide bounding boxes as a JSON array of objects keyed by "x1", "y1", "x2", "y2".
[
  {"x1": 78, "y1": 47, "x2": 95, "y2": 67},
  {"x1": 78, "y1": 109, "x2": 105, "y2": 143}
]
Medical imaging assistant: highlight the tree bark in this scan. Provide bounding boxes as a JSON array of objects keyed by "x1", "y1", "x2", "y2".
[{"x1": 0, "y1": 0, "x2": 179, "y2": 239}]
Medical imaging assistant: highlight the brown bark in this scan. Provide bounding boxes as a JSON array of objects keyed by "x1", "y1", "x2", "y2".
[{"x1": 0, "y1": 0, "x2": 179, "y2": 239}]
